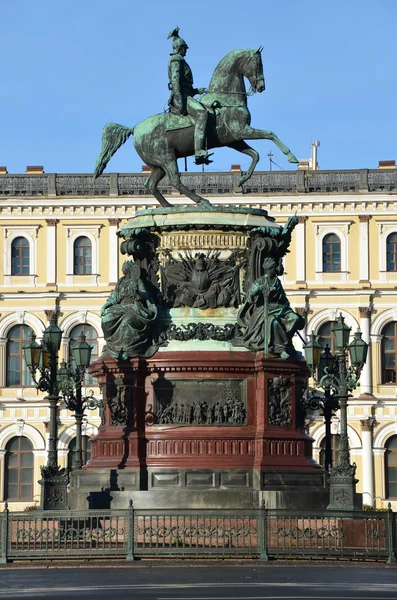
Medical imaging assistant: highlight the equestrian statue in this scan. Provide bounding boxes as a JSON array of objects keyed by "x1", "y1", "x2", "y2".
[{"x1": 94, "y1": 28, "x2": 299, "y2": 208}]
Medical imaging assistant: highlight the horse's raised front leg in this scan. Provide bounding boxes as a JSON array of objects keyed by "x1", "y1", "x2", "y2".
[
  {"x1": 227, "y1": 141, "x2": 260, "y2": 187},
  {"x1": 164, "y1": 160, "x2": 212, "y2": 208},
  {"x1": 144, "y1": 166, "x2": 172, "y2": 207},
  {"x1": 242, "y1": 127, "x2": 299, "y2": 164}
]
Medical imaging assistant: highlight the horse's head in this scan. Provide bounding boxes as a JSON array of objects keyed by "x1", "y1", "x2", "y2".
[
  {"x1": 249, "y1": 46, "x2": 265, "y2": 93},
  {"x1": 246, "y1": 47, "x2": 265, "y2": 93},
  {"x1": 208, "y1": 47, "x2": 265, "y2": 97}
]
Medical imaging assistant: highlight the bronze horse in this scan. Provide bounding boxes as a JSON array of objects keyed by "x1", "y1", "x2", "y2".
[{"x1": 94, "y1": 48, "x2": 298, "y2": 207}]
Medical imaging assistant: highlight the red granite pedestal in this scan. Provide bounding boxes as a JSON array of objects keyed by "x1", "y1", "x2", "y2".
[{"x1": 68, "y1": 352, "x2": 327, "y2": 509}]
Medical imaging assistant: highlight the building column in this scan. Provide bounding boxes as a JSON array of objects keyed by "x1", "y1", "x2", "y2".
[
  {"x1": 359, "y1": 307, "x2": 372, "y2": 395},
  {"x1": 0, "y1": 338, "x2": 6, "y2": 387},
  {"x1": 0, "y1": 449, "x2": 6, "y2": 502},
  {"x1": 295, "y1": 216, "x2": 306, "y2": 283},
  {"x1": 108, "y1": 218, "x2": 120, "y2": 285},
  {"x1": 361, "y1": 418, "x2": 375, "y2": 507},
  {"x1": 359, "y1": 215, "x2": 370, "y2": 283},
  {"x1": 46, "y1": 219, "x2": 58, "y2": 286}
]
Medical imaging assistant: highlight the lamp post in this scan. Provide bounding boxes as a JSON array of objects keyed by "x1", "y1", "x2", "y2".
[
  {"x1": 23, "y1": 315, "x2": 69, "y2": 509},
  {"x1": 57, "y1": 333, "x2": 99, "y2": 471},
  {"x1": 305, "y1": 314, "x2": 368, "y2": 510}
]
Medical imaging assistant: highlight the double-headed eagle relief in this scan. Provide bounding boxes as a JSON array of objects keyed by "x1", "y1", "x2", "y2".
[{"x1": 160, "y1": 250, "x2": 242, "y2": 309}]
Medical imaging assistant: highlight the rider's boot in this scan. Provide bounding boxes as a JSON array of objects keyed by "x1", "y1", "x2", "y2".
[{"x1": 192, "y1": 107, "x2": 213, "y2": 165}]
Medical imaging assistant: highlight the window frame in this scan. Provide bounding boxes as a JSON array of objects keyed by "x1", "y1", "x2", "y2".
[
  {"x1": 4, "y1": 436, "x2": 34, "y2": 501},
  {"x1": 3, "y1": 226, "x2": 38, "y2": 286},
  {"x1": 6, "y1": 324, "x2": 35, "y2": 387},
  {"x1": 11, "y1": 236, "x2": 30, "y2": 275},
  {"x1": 385, "y1": 435, "x2": 397, "y2": 499},
  {"x1": 69, "y1": 323, "x2": 99, "y2": 385},
  {"x1": 73, "y1": 236, "x2": 92, "y2": 275},
  {"x1": 386, "y1": 233, "x2": 397, "y2": 272},
  {"x1": 322, "y1": 233, "x2": 341, "y2": 273},
  {"x1": 381, "y1": 322, "x2": 397, "y2": 384}
]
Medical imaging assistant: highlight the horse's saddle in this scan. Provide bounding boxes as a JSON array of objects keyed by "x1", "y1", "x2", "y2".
[
  {"x1": 165, "y1": 105, "x2": 216, "y2": 133},
  {"x1": 165, "y1": 113, "x2": 194, "y2": 132}
]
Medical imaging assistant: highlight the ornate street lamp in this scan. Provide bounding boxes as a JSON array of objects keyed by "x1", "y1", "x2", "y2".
[
  {"x1": 305, "y1": 314, "x2": 369, "y2": 510},
  {"x1": 23, "y1": 315, "x2": 69, "y2": 510},
  {"x1": 57, "y1": 334, "x2": 99, "y2": 471}
]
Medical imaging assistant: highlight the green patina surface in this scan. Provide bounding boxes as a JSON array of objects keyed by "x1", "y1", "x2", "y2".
[{"x1": 93, "y1": 29, "x2": 299, "y2": 208}]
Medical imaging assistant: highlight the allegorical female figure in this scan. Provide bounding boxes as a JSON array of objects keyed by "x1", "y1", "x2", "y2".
[
  {"x1": 235, "y1": 257, "x2": 304, "y2": 359},
  {"x1": 100, "y1": 261, "x2": 163, "y2": 359}
]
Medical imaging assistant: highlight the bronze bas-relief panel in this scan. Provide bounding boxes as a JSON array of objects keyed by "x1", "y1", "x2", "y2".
[{"x1": 153, "y1": 378, "x2": 247, "y2": 426}]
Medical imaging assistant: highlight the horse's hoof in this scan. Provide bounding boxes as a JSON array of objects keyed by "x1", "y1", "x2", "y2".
[
  {"x1": 287, "y1": 152, "x2": 299, "y2": 164},
  {"x1": 238, "y1": 175, "x2": 247, "y2": 187},
  {"x1": 198, "y1": 198, "x2": 212, "y2": 209}
]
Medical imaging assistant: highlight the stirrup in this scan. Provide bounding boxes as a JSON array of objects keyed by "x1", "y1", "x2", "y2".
[{"x1": 195, "y1": 152, "x2": 214, "y2": 166}]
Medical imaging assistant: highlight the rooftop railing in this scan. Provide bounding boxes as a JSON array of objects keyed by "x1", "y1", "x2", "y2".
[{"x1": 0, "y1": 169, "x2": 396, "y2": 198}]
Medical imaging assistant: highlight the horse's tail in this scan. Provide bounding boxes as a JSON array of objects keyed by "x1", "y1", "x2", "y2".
[{"x1": 93, "y1": 123, "x2": 134, "y2": 179}]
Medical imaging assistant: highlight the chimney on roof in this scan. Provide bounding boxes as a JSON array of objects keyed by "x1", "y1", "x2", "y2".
[
  {"x1": 141, "y1": 165, "x2": 151, "y2": 173},
  {"x1": 230, "y1": 164, "x2": 241, "y2": 172},
  {"x1": 378, "y1": 160, "x2": 396, "y2": 170},
  {"x1": 26, "y1": 166, "x2": 44, "y2": 174},
  {"x1": 297, "y1": 160, "x2": 310, "y2": 170},
  {"x1": 0, "y1": 166, "x2": 7, "y2": 175}
]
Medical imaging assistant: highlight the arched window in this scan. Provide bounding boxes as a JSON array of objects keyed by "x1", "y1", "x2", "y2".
[
  {"x1": 381, "y1": 322, "x2": 397, "y2": 384},
  {"x1": 387, "y1": 233, "x2": 397, "y2": 272},
  {"x1": 5, "y1": 436, "x2": 34, "y2": 500},
  {"x1": 319, "y1": 434, "x2": 341, "y2": 469},
  {"x1": 11, "y1": 237, "x2": 30, "y2": 275},
  {"x1": 73, "y1": 236, "x2": 92, "y2": 275},
  {"x1": 6, "y1": 325, "x2": 34, "y2": 386},
  {"x1": 385, "y1": 435, "x2": 397, "y2": 498},
  {"x1": 317, "y1": 321, "x2": 336, "y2": 354},
  {"x1": 67, "y1": 435, "x2": 92, "y2": 471},
  {"x1": 322, "y1": 234, "x2": 341, "y2": 273},
  {"x1": 69, "y1": 324, "x2": 98, "y2": 385}
]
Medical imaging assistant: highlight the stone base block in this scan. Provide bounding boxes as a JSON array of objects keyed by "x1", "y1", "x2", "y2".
[{"x1": 68, "y1": 468, "x2": 141, "y2": 510}]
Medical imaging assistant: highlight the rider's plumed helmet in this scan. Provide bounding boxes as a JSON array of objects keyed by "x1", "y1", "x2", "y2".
[{"x1": 167, "y1": 26, "x2": 189, "y2": 54}]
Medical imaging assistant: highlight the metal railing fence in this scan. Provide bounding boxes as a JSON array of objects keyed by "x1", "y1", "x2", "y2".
[
  {"x1": 1, "y1": 504, "x2": 396, "y2": 563},
  {"x1": 0, "y1": 169, "x2": 396, "y2": 197}
]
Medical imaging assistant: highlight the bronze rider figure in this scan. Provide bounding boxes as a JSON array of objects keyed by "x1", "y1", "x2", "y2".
[{"x1": 167, "y1": 27, "x2": 212, "y2": 166}]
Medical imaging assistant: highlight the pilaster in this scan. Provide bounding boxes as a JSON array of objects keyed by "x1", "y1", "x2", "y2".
[
  {"x1": 295, "y1": 216, "x2": 306, "y2": 283},
  {"x1": 361, "y1": 418, "x2": 375, "y2": 507},
  {"x1": 46, "y1": 219, "x2": 58, "y2": 287},
  {"x1": 359, "y1": 307, "x2": 372, "y2": 394},
  {"x1": 108, "y1": 218, "x2": 120, "y2": 285},
  {"x1": 358, "y1": 215, "x2": 370, "y2": 283}
]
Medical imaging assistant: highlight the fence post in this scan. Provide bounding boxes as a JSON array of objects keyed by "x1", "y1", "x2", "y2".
[
  {"x1": 386, "y1": 503, "x2": 397, "y2": 565},
  {"x1": 126, "y1": 499, "x2": 135, "y2": 561},
  {"x1": 0, "y1": 502, "x2": 9, "y2": 564},
  {"x1": 259, "y1": 501, "x2": 269, "y2": 561}
]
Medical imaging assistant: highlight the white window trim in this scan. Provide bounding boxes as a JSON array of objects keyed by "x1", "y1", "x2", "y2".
[
  {"x1": 306, "y1": 308, "x2": 359, "y2": 337},
  {"x1": 64, "y1": 225, "x2": 101, "y2": 285},
  {"x1": 313, "y1": 221, "x2": 351, "y2": 283},
  {"x1": 377, "y1": 221, "x2": 397, "y2": 281},
  {"x1": 3, "y1": 226, "x2": 39, "y2": 287}
]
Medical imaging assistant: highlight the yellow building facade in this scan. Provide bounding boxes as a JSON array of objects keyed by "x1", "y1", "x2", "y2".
[{"x1": 1, "y1": 167, "x2": 397, "y2": 509}]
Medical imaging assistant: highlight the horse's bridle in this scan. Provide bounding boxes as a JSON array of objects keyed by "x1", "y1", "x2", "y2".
[{"x1": 206, "y1": 49, "x2": 264, "y2": 97}]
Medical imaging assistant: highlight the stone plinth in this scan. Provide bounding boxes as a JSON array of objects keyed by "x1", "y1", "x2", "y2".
[{"x1": 68, "y1": 352, "x2": 327, "y2": 509}]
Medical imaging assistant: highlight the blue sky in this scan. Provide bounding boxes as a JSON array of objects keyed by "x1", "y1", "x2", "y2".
[{"x1": 1, "y1": 0, "x2": 396, "y2": 174}]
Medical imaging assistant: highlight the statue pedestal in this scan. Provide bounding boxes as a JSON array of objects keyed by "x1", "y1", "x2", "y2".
[
  {"x1": 69, "y1": 352, "x2": 328, "y2": 510},
  {"x1": 68, "y1": 206, "x2": 329, "y2": 510}
]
